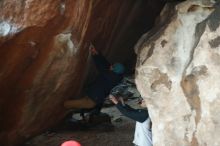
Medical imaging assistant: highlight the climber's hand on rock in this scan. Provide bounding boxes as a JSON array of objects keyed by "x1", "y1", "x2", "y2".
[
  {"x1": 109, "y1": 94, "x2": 119, "y2": 105},
  {"x1": 89, "y1": 43, "x2": 98, "y2": 55}
]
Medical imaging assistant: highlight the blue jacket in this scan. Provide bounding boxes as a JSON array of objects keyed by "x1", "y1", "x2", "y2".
[
  {"x1": 116, "y1": 103, "x2": 149, "y2": 123},
  {"x1": 86, "y1": 53, "x2": 123, "y2": 106}
]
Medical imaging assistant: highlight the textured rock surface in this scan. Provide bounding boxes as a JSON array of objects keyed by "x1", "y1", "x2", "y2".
[
  {"x1": 0, "y1": 0, "x2": 164, "y2": 145},
  {"x1": 135, "y1": 0, "x2": 220, "y2": 146}
]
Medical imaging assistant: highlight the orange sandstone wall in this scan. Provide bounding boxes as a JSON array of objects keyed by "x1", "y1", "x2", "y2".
[{"x1": 0, "y1": 0, "x2": 164, "y2": 145}]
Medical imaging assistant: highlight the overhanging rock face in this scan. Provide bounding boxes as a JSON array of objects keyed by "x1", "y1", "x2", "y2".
[
  {"x1": 135, "y1": 0, "x2": 220, "y2": 146},
  {"x1": 0, "y1": 0, "x2": 164, "y2": 145}
]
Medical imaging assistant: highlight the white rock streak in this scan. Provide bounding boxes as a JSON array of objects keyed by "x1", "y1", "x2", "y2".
[
  {"x1": 0, "y1": 21, "x2": 11, "y2": 36},
  {"x1": 54, "y1": 33, "x2": 77, "y2": 56},
  {"x1": 0, "y1": 21, "x2": 20, "y2": 36}
]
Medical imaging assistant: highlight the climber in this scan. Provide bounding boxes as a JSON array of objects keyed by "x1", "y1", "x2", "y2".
[
  {"x1": 64, "y1": 43, "x2": 125, "y2": 118},
  {"x1": 109, "y1": 95, "x2": 152, "y2": 146}
]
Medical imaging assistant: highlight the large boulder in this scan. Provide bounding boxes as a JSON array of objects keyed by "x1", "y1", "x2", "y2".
[
  {"x1": 0, "y1": 0, "x2": 164, "y2": 145},
  {"x1": 135, "y1": 0, "x2": 220, "y2": 146}
]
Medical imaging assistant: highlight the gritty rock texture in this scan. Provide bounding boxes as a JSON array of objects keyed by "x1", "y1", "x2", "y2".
[
  {"x1": 0, "y1": 0, "x2": 164, "y2": 145},
  {"x1": 135, "y1": 0, "x2": 219, "y2": 146}
]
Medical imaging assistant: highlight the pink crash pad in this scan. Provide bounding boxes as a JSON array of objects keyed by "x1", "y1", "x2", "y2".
[{"x1": 61, "y1": 140, "x2": 81, "y2": 146}]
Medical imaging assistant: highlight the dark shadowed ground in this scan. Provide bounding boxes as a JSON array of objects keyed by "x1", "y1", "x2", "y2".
[{"x1": 25, "y1": 98, "x2": 140, "y2": 146}]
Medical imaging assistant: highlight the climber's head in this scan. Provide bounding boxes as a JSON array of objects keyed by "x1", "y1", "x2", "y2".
[{"x1": 111, "y1": 63, "x2": 125, "y2": 74}]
